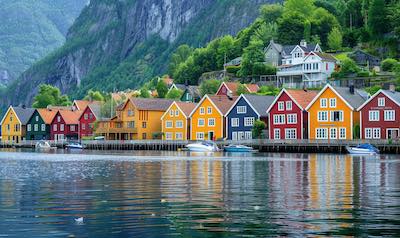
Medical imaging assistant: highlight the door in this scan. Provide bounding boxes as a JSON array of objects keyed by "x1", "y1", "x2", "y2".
[
  {"x1": 232, "y1": 132, "x2": 237, "y2": 140},
  {"x1": 208, "y1": 131, "x2": 214, "y2": 141},
  {"x1": 387, "y1": 129, "x2": 399, "y2": 139},
  {"x1": 238, "y1": 131, "x2": 244, "y2": 140}
]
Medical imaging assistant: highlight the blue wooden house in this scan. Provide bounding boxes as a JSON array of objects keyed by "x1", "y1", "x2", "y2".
[{"x1": 225, "y1": 94, "x2": 276, "y2": 140}]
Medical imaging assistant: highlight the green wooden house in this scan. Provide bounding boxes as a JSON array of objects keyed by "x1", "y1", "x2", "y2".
[
  {"x1": 26, "y1": 109, "x2": 57, "y2": 140},
  {"x1": 180, "y1": 85, "x2": 201, "y2": 103}
]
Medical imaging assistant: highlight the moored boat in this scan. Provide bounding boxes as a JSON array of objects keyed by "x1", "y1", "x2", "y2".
[
  {"x1": 186, "y1": 141, "x2": 219, "y2": 152},
  {"x1": 224, "y1": 144, "x2": 255, "y2": 152},
  {"x1": 65, "y1": 142, "x2": 84, "y2": 149},
  {"x1": 35, "y1": 140, "x2": 57, "y2": 150},
  {"x1": 346, "y1": 143, "x2": 379, "y2": 155}
]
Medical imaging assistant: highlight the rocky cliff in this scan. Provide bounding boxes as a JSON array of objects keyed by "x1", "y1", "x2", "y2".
[{"x1": 6, "y1": 0, "x2": 280, "y2": 107}]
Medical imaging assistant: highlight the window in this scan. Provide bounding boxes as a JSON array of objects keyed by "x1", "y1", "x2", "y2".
[
  {"x1": 378, "y1": 97, "x2": 385, "y2": 107},
  {"x1": 244, "y1": 117, "x2": 255, "y2": 127},
  {"x1": 287, "y1": 114, "x2": 297, "y2": 124},
  {"x1": 273, "y1": 114, "x2": 285, "y2": 125},
  {"x1": 373, "y1": 128, "x2": 381, "y2": 139},
  {"x1": 286, "y1": 101, "x2": 292, "y2": 111},
  {"x1": 329, "y1": 98, "x2": 336, "y2": 108},
  {"x1": 142, "y1": 122, "x2": 147, "y2": 128},
  {"x1": 82, "y1": 124, "x2": 86, "y2": 130},
  {"x1": 200, "y1": 107, "x2": 205, "y2": 115},
  {"x1": 245, "y1": 131, "x2": 252, "y2": 139},
  {"x1": 231, "y1": 118, "x2": 239, "y2": 127},
  {"x1": 237, "y1": 106, "x2": 247, "y2": 114},
  {"x1": 330, "y1": 128, "x2": 337, "y2": 139},
  {"x1": 169, "y1": 110, "x2": 174, "y2": 116},
  {"x1": 285, "y1": 129, "x2": 296, "y2": 139},
  {"x1": 35, "y1": 116, "x2": 39, "y2": 122},
  {"x1": 84, "y1": 113, "x2": 88, "y2": 120},
  {"x1": 384, "y1": 110, "x2": 395, "y2": 121},
  {"x1": 127, "y1": 121, "x2": 135, "y2": 128},
  {"x1": 316, "y1": 128, "x2": 328, "y2": 139},
  {"x1": 175, "y1": 132, "x2": 183, "y2": 140},
  {"x1": 369, "y1": 110, "x2": 379, "y2": 121},
  {"x1": 41, "y1": 124, "x2": 45, "y2": 132},
  {"x1": 339, "y1": 128, "x2": 346, "y2": 139},
  {"x1": 70, "y1": 125, "x2": 75, "y2": 132},
  {"x1": 53, "y1": 124, "x2": 57, "y2": 131},
  {"x1": 142, "y1": 133, "x2": 147, "y2": 139},
  {"x1": 27, "y1": 124, "x2": 31, "y2": 132},
  {"x1": 320, "y1": 98, "x2": 327, "y2": 108},
  {"x1": 365, "y1": 128, "x2": 372, "y2": 139},
  {"x1": 277, "y1": 102, "x2": 284, "y2": 111},
  {"x1": 89, "y1": 113, "x2": 93, "y2": 120},
  {"x1": 330, "y1": 111, "x2": 343, "y2": 122},
  {"x1": 274, "y1": 129, "x2": 281, "y2": 139},
  {"x1": 198, "y1": 119, "x2": 205, "y2": 127},
  {"x1": 175, "y1": 110, "x2": 179, "y2": 116},
  {"x1": 176, "y1": 120, "x2": 183, "y2": 128},
  {"x1": 60, "y1": 124, "x2": 64, "y2": 131},
  {"x1": 207, "y1": 107, "x2": 212, "y2": 114},
  {"x1": 128, "y1": 110, "x2": 134, "y2": 116},
  {"x1": 208, "y1": 118, "x2": 215, "y2": 127},
  {"x1": 34, "y1": 124, "x2": 38, "y2": 131},
  {"x1": 10, "y1": 116, "x2": 12, "y2": 122},
  {"x1": 165, "y1": 132, "x2": 173, "y2": 140},
  {"x1": 57, "y1": 116, "x2": 61, "y2": 122},
  {"x1": 317, "y1": 111, "x2": 328, "y2": 122},
  {"x1": 196, "y1": 132, "x2": 204, "y2": 140},
  {"x1": 165, "y1": 121, "x2": 173, "y2": 128}
]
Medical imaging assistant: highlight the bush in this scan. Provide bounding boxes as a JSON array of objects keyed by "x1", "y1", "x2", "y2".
[
  {"x1": 381, "y1": 58, "x2": 398, "y2": 72},
  {"x1": 340, "y1": 58, "x2": 360, "y2": 75},
  {"x1": 226, "y1": 65, "x2": 241, "y2": 74}
]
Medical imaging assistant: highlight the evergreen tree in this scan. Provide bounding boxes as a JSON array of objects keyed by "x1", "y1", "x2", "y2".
[
  {"x1": 328, "y1": 27, "x2": 343, "y2": 50},
  {"x1": 156, "y1": 80, "x2": 168, "y2": 98},
  {"x1": 368, "y1": 0, "x2": 387, "y2": 37},
  {"x1": 277, "y1": 12, "x2": 307, "y2": 44}
]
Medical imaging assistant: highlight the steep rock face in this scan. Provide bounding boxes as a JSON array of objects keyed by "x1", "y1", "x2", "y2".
[{"x1": 7, "y1": 0, "x2": 280, "y2": 107}]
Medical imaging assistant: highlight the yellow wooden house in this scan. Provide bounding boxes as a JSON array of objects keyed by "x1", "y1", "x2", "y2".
[
  {"x1": 161, "y1": 101, "x2": 197, "y2": 140},
  {"x1": 96, "y1": 98, "x2": 173, "y2": 140},
  {"x1": 0, "y1": 106, "x2": 35, "y2": 143},
  {"x1": 189, "y1": 95, "x2": 237, "y2": 140}
]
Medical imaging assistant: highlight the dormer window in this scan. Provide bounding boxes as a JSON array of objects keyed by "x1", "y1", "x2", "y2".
[{"x1": 378, "y1": 97, "x2": 385, "y2": 107}]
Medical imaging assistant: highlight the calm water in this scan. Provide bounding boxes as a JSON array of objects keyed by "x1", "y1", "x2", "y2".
[{"x1": 0, "y1": 150, "x2": 399, "y2": 237}]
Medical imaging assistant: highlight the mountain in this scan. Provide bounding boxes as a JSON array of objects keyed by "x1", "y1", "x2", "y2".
[
  {"x1": 0, "y1": 0, "x2": 88, "y2": 84},
  {"x1": 5, "y1": 0, "x2": 281, "y2": 107}
]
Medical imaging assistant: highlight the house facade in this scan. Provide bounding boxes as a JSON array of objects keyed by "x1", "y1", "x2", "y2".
[
  {"x1": 306, "y1": 84, "x2": 367, "y2": 140},
  {"x1": 50, "y1": 110, "x2": 81, "y2": 141},
  {"x1": 0, "y1": 106, "x2": 35, "y2": 143},
  {"x1": 161, "y1": 101, "x2": 196, "y2": 140},
  {"x1": 26, "y1": 109, "x2": 57, "y2": 140},
  {"x1": 358, "y1": 89, "x2": 400, "y2": 139},
  {"x1": 348, "y1": 49, "x2": 381, "y2": 69},
  {"x1": 226, "y1": 94, "x2": 275, "y2": 140},
  {"x1": 190, "y1": 95, "x2": 237, "y2": 140},
  {"x1": 267, "y1": 89, "x2": 318, "y2": 140},
  {"x1": 181, "y1": 85, "x2": 201, "y2": 103},
  {"x1": 79, "y1": 103, "x2": 101, "y2": 138}
]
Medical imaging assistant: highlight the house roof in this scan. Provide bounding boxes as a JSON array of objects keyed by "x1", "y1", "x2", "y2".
[
  {"x1": 208, "y1": 95, "x2": 238, "y2": 115},
  {"x1": 175, "y1": 102, "x2": 197, "y2": 117},
  {"x1": 243, "y1": 94, "x2": 276, "y2": 117},
  {"x1": 282, "y1": 45, "x2": 296, "y2": 55},
  {"x1": 37, "y1": 109, "x2": 58, "y2": 124},
  {"x1": 88, "y1": 102, "x2": 102, "y2": 119},
  {"x1": 358, "y1": 89, "x2": 400, "y2": 110},
  {"x1": 130, "y1": 97, "x2": 174, "y2": 111},
  {"x1": 47, "y1": 105, "x2": 73, "y2": 111},
  {"x1": 222, "y1": 82, "x2": 239, "y2": 95},
  {"x1": 58, "y1": 110, "x2": 82, "y2": 125},
  {"x1": 285, "y1": 89, "x2": 319, "y2": 109},
  {"x1": 332, "y1": 86, "x2": 368, "y2": 109},
  {"x1": 186, "y1": 85, "x2": 201, "y2": 97},
  {"x1": 314, "y1": 52, "x2": 337, "y2": 62},
  {"x1": 173, "y1": 83, "x2": 186, "y2": 91},
  {"x1": 13, "y1": 107, "x2": 35, "y2": 125},
  {"x1": 246, "y1": 84, "x2": 259, "y2": 93}
]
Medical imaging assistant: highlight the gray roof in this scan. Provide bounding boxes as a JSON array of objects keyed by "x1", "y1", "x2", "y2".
[
  {"x1": 187, "y1": 85, "x2": 201, "y2": 98},
  {"x1": 382, "y1": 90, "x2": 400, "y2": 104},
  {"x1": 131, "y1": 98, "x2": 174, "y2": 111},
  {"x1": 13, "y1": 106, "x2": 35, "y2": 125},
  {"x1": 88, "y1": 103, "x2": 102, "y2": 119},
  {"x1": 174, "y1": 84, "x2": 186, "y2": 91},
  {"x1": 332, "y1": 86, "x2": 369, "y2": 109},
  {"x1": 243, "y1": 94, "x2": 276, "y2": 117},
  {"x1": 282, "y1": 45, "x2": 296, "y2": 55}
]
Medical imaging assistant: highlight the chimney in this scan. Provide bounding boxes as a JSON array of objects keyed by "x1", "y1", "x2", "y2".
[
  {"x1": 349, "y1": 85, "x2": 355, "y2": 94},
  {"x1": 300, "y1": 39, "x2": 307, "y2": 48},
  {"x1": 389, "y1": 84, "x2": 396, "y2": 92},
  {"x1": 227, "y1": 90, "x2": 233, "y2": 100}
]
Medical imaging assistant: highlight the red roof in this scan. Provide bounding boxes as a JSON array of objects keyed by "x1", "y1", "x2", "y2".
[
  {"x1": 175, "y1": 102, "x2": 197, "y2": 117},
  {"x1": 246, "y1": 84, "x2": 259, "y2": 93},
  {"x1": 37, "y1": 109, "x2": 58, "y2": 124},
  {"x1": 223, "y1": 82, "x2": 239, "y2": 95},
  {"x1": 285, "y1": 89, "x2": 319, "y2": 109},
  {"x1": 208, "y1": 95, "x2": 238, "y2": 115},
  {"x1": 58, "y1": 110, "x2": 82, "y2": 125}
]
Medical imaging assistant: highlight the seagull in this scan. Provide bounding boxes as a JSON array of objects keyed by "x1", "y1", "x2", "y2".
[{"x1": 75, "y1": 217, "x2": 84, "y2": 223}]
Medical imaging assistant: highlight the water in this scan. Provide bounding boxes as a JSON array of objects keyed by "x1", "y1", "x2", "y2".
[{"x1": 0, "y1": 150, "x2": 399, "y2": 237}]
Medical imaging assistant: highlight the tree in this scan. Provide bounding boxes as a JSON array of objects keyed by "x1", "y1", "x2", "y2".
[
  {"x1": 381, "y1": 58, "x2": 398, "y2": 72},
  {"x1": 283, "y1": 0, "x2": 316, "y2": 18},
  {"x1": 238, "y1": 38, "x2": 265, "y2": 76},
  {"x1": 168, "y1": 45, "x2": 193, "y2": 76},
  {"x1": 328, "y1": 27, "x2": 343, "y2": 50},
  {"x1": 166, "y1": 88, "x2": 183, "y2": 99},
  {"x1": 156, "y1": 80, "x2": 168, "y2": 98},
  {"x1": 84, "y1": 90, "x2": 104, "y2": 101},
  {"x1": 32, "y1": 84, "x2": 71, "y2": 108},
  {"x1": 199, "y1": 79, "x2": 221, "y2": 96},
  {"x1": 311, "y1": 8, "x2": 340, "y2": 46},
  {"x1": 340, "y1": 58, "x2": 360, "y2": 74},
  {"x1": 260, "y1": 4, "x2": 283, "y2": 23},
  {"x1": 368, "y1": 0, "x2": 387, "y2": 38},
  {"x1": 277, "y1": 12, "x2": 307, "y2": 45},
  {"x1": 252, "y1": 120, "x2": 266, "y2": 139},
  {"x1": 139, "y1": 87, "x2": 151, "y2": 98},
  {"x1": 365, "y1": 85, "x2": 381, "y2": 95},
  {"x1": 237, "y1": 84, "x2": 250, "y2": 95},
  {"x1": 257, "y1": 85, "x2": 280, "y2": 96},
  {"x1": 216, "y1": 35, "x2": 236, "y2": 68}
]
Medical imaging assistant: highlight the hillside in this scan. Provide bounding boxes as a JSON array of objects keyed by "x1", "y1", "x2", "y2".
[
  {"x1": 0, "y1": 0, "x2": 88, "y2": 84},
  {"x1": 4, "y1": 0, "x2": 281, "y2": 108}
]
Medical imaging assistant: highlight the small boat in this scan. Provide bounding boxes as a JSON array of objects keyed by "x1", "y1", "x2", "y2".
[
  {"x1": 35, "y1": 140, "x2": 56, "y2": 150},
  {"x1": 346, "y1": 143, "x2": 379, "y2": 155},
  {"x1": 186, "y1": 141, "x2": 219, "y2": 152},
  {"x1": 65, "y1": 142, "x2": 84, "y2": 149},
  {"x1": 224, "y1": 144, "x2": 255, "y2": 152}
]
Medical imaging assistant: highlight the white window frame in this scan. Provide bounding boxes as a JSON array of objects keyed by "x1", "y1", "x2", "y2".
[
  {"x1": 317, "y1": 111, "x2": 328, "y2": 122},
  {"x1": 273, "y1": 114, "x2": 285, "y2": 125},
  {"x1": 165, "y1": 132, "x2": 173, "y2": 140},
  {"x1": 277, "y1": 102, "x2": 284, "y2": 111},
  {"x1": 286, "y1": 101, "x2": 292, "y2": 111},
  {"x1": 200, "y1": 107, "x2": 205, "y2": 115},
  {"x1": 41, "y1": 124, "x2": 45, "y2": 132},
  {"x1": 169, "y1": 110, "x2": 174, "y2": 117},
  {"x1": 244, "y1": 131, "x2": 252, "y2": 140},
  {"x1": 165, "y1": 120, "x2": 173, "y2": 128},
  {"x1": 365, "y1": 128, "x2": 372, "y2": 139},
  {"x1": 384, "y1": 110, "x2": 395, "y2": 121},
  {"x1": 237, "y1": 106, "x2": 247, "y2": 114},
  {"x1": 316, "y1": 128, "x2": 328, "y2": 139},
  {"x1": 70, "y1": 125, "x2": 75, "y2": 132},
  {"x1": 208, "y1": 118, "x2": 215, "y2": 127},
  {"x1": 330, "y1": 128, "x2": 337, "y2": 139},
  {"x1": 27, "y1": 124, "x2": 31, "y2": 132},
  {"x1": 274, "y1": 129, "x2": 281, "y2": 139},
  {"x1": 339, "y1": 128, "x2": 346, "y2": 139},
  {"x1": 53, "y1": 124, "x2": 57, "y2": 132},
  {"x1": 175, "y1": 110, "x2": 179, "y2": 116},
  {"x1": 378, "y1": 97, "x2": 385, "y2": 107},
  {"x1": 175, "y1": 132, "x2": 183, "y2": 140},
  {"x1": 175, "y1": 120, "x2": 183, "y2": 128},
  {"x1": 320, "y1": 98, "x2": 327, "y2": 108},
  {"x1": 329, "y1": 98, "x2": 337, "y2": 108},
  {"x1": 60, "y1": 124, "x2": 64, "y2": 132},
  {"x1": 373, "y1": 128, "x2": 381, "y2": 139},
  {"x1": 196, "y1": 132, "x2": 204, "y2": 140},
  {"x1": 369, "y1": 110, "x2": 379, "y2": 121},
  {"x1": 34, "y1": 124, "x2": 38, "y2": 132},
  {"x1": 207, "y1": 107, "x2": 212, "y2": 114},
  {"x1": 244, "y1": 117, "x2": 255, "y2": 127},
  {"x1": 330, "y1": 111, "x2": 344, "y2": 122},
  {"x1": 231, "y1": 118, "x2": 239, "y2": 127},
  {"x1": 285, "y1": 128, "x2": 296, "y2": 139},
  {"x1": 287, "y1": 114, "x2": 297, "y2": 124},
  {"x1": 198, "y1": 118, "x2": 205, "y2": 127}
]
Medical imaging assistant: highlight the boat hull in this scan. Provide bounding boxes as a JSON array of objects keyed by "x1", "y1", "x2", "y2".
[{"x1": 346, "y1": 147, "x2": 377, "y2": 155}]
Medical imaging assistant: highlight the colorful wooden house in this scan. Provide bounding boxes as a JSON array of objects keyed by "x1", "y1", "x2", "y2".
[
  {"x1": 267, "y1": 89, "x2": 318, "y2": 140},
  {"x1": 50, "y1": 110, "x2": 82, "y2": 141},
  {"x1": 306, "y1": 84, "x2": 368, "y2": 140},
  {"x1": 216, "y1": 82, "x2": 259, "y2": 96},
  {"x1": 189, "y1": 95, "x2": 237, "y2": 140},
  {"x1": 26, "y1": 109, "x2": 58, "y2": 140},
  {"x1": 181, "y1": 85, "x2": 201, "y2": 103},
  {"x1": 226, "y1": 94, "x2": 275, "y2": 140},
  {"x1": 0, "y1": 106, "x2": 35, "y2": 143},
  {"x1": 358, "y1": 89, "x2": 400, "y2": 139},
  {"x1": 79, "y1": 102, "x2": 102, "y2": 138},
  {"x1": 96, "y1": 98, "x2": 173, "y2": 140},
  {"x1": 161, "y1": 101, "x2": 197, "y2": 140}
]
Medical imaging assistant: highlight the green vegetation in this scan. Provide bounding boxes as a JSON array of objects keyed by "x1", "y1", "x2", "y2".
[
  {"x1": 166, "y1": 88, "x2": 183, "y2": 99},
  {"x1": 365, "y1": 85, "x2": 382, "y2": 95},
  {"x1": 237, "y1": 84, "x2": 250, "y2": 95},
  {"x1": 139, "y1": 88, "x2": 151, "y2": 98},
  {"x1": 156, "y1": 80, "x2": 168, "y2": 98},
  {"x1": 84, "y1": 90, "x2": 105, "y2": 101},
  {"x1": 381, "y1": 58, "x2": 398, "y2": 72},
  {"x1": 252, "y1": 120, "x2": 266, "y2": 139},
  {"x1": 257, "y1": 85, "x2": 280, "y2": 96},
  {"x1": 32, "y1": 84, "x2": 72, "y2": 108},
  {"x1": 199, "y1": 79, "x2": 221, "y2": 96},
  {"x1": 327, "y1": 27, "x2": 343, "y2": 51}
]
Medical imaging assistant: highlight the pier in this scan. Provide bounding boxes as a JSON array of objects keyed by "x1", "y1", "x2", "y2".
[{"x1": 1, "y1": 139, "x2": 400, "y2": 154}]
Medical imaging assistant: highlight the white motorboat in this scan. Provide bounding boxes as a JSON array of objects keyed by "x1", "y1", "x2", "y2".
[
  {"x1": 224, "y1": 144, "x2": 256, "y2": 152},
  {"x1": 186, "y1": 141, "x2": 219, "y2": 152},
  {"x1": 35, "y1": 140, "x2": 56, "y2": 150},
  {"x1": 65, "y1": 142, "x2": 84, "y2": 149},
  {"x1": 346, "y1": 144, "x2": 379, "y2": 155}
]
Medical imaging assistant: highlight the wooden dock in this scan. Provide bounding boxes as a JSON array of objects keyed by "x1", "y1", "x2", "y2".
[{"x1": 1, "y1": 139, "x2": 399, "y2": 154}]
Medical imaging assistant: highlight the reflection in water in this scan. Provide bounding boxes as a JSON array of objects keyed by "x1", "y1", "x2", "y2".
[{"x1": 0, "y1": 151, "x2": 399, "y2": 237}]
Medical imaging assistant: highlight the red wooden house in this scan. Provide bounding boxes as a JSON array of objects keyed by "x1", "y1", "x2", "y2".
[
  {"x1": 216, "y1": 82, "x2": 259, "y2": 96},
  {"x1": 358, "y1": 89, "x2": 400, "y2": 139},
  {"x1": 267, "y1": 89, "x2": 318, "y2": 140},
  {"x1": 79, "y1": 103, "x2": 101, "y2": 138},
  {"x1": 50, "y1": 110, "x2": 82, "y2": 141}
]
